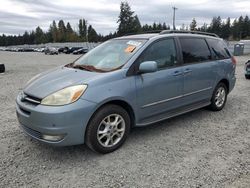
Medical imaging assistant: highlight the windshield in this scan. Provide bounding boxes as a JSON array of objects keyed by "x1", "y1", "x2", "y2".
[{"x1": 71, "y1": 39, "x2": 146, "y2": 72}]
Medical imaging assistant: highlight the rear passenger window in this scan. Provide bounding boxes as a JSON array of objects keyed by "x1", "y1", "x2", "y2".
[
  {"x1": 136, "y1": 39, "x2": 177, "y2": 69},
  {"x1": 179, "y1": 38, "x2": 211, "y2": 64},
  {"x1": 206, "y1": 39, "x2": 231, "y2": 60}
]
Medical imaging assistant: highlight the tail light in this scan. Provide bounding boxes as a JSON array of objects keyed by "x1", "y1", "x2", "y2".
[{"x1": 231, "y1": 56, "x2": 237, "y2": 65}]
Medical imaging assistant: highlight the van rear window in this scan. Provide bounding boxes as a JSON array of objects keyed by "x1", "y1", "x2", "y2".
[
  {"x1": 179, "y1": 38, "x2": 211, "y2": 64},
  {"x1": 206, "y1": 39, "x2": 231, "y2": 60}
]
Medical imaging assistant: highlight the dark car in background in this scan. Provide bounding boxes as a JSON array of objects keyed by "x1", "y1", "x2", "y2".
[
  {"x1": 58, "y1": 47, "x2": 68, "y2": 53},
  {"x1": 44, "y1": 47, "x2": 58, "y2": 55},
  {"x1": 72, "y1": 48, "x2": 88, "y2": 55},
  {"x1": 245, "y1": 60, "x2": 250, "y2": 79},
  {"x1": 65, "y1": 47, "x2": 82, "y2": 54}
]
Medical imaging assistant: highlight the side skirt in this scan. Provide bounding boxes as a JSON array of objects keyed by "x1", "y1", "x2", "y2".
[{"x1": 136, "y1": 100, "x2": 211, "y2": 127}]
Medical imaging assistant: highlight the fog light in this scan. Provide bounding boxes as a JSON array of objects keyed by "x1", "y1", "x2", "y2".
[{"x1": 42, "y1": 134, "x2": 65, "y2": 142}]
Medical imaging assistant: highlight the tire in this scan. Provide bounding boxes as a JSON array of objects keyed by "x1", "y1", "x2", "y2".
[
  {"x1": 85, "y1": 104, "x2": 131, "y2": 154},
  {"x1": 209, "y1": 82, "x2": 228, "y2": 111},
  {"x1": 245, "y1": 74, "x2": 250, "y2": 79}
]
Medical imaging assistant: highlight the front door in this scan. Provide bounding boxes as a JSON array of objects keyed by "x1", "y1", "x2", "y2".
[{"x1": 134, "y1": 38, "x2": 184, "y2": 124}]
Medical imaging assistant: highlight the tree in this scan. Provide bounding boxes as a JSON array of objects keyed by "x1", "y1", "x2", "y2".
[
  {"x1": 117, "y1": 1, "x2": 141, "y2": 35},
  {"x1": 79, "y1": 19, "x2": 87, "y2": 41},
  {"x1": 190, "y1": 18, "x2": 197, "y2": 31},
  {"x1": 208, "y1": 16, "x2": 222, "y2": 36},
  {"x1": 243, "y1": 16, "x2": 250, "y2": 38},
  {"x1": 58, "y1": 20, "x2": 66, "y2": 42},
  {"x1": 34, "y1": 26, "x2": 45, "y2": 44},
  {"x1": 221, "y1": 17, "x2": 231, "y2": 39},
  {"x1": 48, "y1": 20, "x2": 58, "y2": 42},
  {"x1": 87, "y1": 25, "x2": 98, "y2": 42},
  {"x1": 65, "y1": 22, "x2": 77, "y2": 42}
]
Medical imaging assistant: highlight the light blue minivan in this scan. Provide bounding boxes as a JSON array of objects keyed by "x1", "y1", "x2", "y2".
[{"x1": 16, "y1": 31, "x2": 236, "y2": 153}]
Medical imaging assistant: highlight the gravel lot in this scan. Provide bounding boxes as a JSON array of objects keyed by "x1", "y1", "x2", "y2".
[{"x1": 0, "y1": 52, "x2": 249, "y2": 188}]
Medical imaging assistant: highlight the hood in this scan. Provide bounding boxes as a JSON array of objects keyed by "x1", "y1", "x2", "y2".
[{"x1": 24, "y1": 67, "x2": 100, "y2": 99}]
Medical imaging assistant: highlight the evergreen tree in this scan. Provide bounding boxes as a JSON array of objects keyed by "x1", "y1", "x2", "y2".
[
  {"x1": 87, "y1": 25, "x2": 98, "y2": 42},
  {"x1": 190, "y1": 18, "x2": 197, "y2": 31},
  {"x1": 243, "y1": 16, "x2": 250, "y2": 38},
  {"x1": 49, "y1": 20, "x2": 58, "y2": 42},
  {"x1": 35, "y1": 26, "x2": 45, "y2": 44},
  {"x1": 117, "y1": 1, "x2": 141, "y2": 35},
  {"x1": 79, "y1": 19, "x2": 87, "y2": 41},
  {"x1": 208, "y1": 16, "x2": 222, "y2": 36},
  {"x1": 58, "y1": 20, "x2": 66, "y2": 42},
  {"x1": 221, "y1": 17, "x2": 231, "y2": 39}
]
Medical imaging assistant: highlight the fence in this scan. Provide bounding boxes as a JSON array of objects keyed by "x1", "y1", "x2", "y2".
[{"x1": 1, "y1": 42, "x2": 101, "y2": 50}]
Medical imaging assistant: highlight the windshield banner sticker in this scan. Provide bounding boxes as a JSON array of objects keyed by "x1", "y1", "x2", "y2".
[{"x1": 127, "y1": 40, "x2": 142, "y2": 47}]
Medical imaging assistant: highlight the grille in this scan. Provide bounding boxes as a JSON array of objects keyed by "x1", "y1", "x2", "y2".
[
  {"x1": 21, "y1": 124, "x2": 42, "y2": 139},
  {"x1": 22, "y1": 94, "x2": 41, "y2": 105}
]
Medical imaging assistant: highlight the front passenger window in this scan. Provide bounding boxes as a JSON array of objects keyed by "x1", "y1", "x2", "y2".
[{"x1": 137, "y1": 39, "x2": 177, "y2": 69}]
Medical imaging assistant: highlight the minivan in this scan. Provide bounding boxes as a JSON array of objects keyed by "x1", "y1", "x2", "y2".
[{"x1": 16, "y1": 31, "x2": 236, "y2": 153}]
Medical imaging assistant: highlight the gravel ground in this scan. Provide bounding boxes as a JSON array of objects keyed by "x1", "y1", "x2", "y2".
[{"x1": 0, "y1": 52, "x2": 249, "y2": 188}]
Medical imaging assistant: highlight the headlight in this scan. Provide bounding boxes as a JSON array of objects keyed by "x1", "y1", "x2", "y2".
[{"x1": 41, "y1": 85, "x2": 87, "y2": 106}]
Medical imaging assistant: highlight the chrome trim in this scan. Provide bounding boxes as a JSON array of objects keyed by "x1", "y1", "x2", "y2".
[
  {"x1": 142, "y1": 95, "x2": 182, "y2": 108},
  {"x1": 141, "y1": 87, "x2": 212, "y2": 108},
  {"x1": 24, "y1": 97, "x2": 41, "y2": 104},
  {"x1": 182, "y1": 87, "x2": 212, "y2": 97}
]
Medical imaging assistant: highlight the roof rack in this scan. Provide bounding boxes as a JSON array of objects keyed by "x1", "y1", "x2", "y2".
[
  {"x1": 123, "y1": 30, "x2": 162, "y2": 36},
  {"x1": 160, "y1": 30, "x2": 219, "y2": 38}
]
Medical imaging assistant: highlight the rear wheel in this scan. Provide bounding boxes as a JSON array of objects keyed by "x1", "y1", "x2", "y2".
[
  {"x1": 85, "y1": 104, "x2": 130, "y2": 154},
  {"x1": 245, "y1": 74, "x2": 250, "y2": 79},
  {"x1": 209, "y1": 82, "x2": 228, "y2": 111}
]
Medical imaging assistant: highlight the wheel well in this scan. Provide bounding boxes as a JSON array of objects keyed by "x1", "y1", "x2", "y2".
[
  {"x1": 99, "y1": 100, "x2": 136, "y2": 127},
  {"x1": 219, "y1": 79, "x2": 229, "y2": 92}
]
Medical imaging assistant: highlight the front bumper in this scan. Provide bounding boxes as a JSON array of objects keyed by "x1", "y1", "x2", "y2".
[{"x1": 16, "y1": 94, "x2": 97, "y2": 146}]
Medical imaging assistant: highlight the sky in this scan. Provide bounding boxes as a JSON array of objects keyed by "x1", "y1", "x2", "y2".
[{"x1": 0, "y1": 0, "x2": 250, "y2": 35}]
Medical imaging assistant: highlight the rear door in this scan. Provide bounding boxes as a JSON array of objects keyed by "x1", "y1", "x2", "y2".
[{"x1": 178, "y1": 37, "x2": 216, "y2": 106}]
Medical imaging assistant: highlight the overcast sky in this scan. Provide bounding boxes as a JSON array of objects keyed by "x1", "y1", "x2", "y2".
[{"x1": 0, "y1": 0, "x2": 249, "y2": 35}]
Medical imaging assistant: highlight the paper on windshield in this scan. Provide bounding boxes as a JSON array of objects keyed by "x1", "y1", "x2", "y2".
[{"x1": 125, "y1": 45, "x2": 136, "y2": 53}]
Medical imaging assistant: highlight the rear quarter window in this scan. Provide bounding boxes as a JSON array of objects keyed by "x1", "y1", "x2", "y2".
[
  {"x1": 206, "y1": 39, "x2": 231, "y2": 60},
  {"x1": 179, "y1": 38, "x2": 211, "y2": 64}
]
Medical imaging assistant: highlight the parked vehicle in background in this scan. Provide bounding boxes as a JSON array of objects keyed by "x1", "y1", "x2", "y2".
[
  {"x1": 58, "y1": 47, "x2": 68, "y2": 53},
  {"x1": 34, "y1": 48, "x2": 45, "y2": 53},
  {"x1": 65, "y1": 47, "x2": 82, "y2": 54},
  {"x1": 22, "y1": 48, "x2": 35, "y2": 52},
  {"x1": 16, "y1": 30, "x2": 236, "y2": 154},
  {"x1": 44, "y1": 47, "x2": 58, "y2": 55},
  {"x1": 72, "y1": 48, "x2": 88, "y2": 55},
  {"x1": 245, "y1": 60, "x2": 250, "y2": 79}
]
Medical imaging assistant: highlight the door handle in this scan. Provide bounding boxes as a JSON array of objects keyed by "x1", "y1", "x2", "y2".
[
  {"x1": 172, "y1": 71, "x2": 183, "y2": 76},
  {"x1": 184, "y1": 69, "x2": 192, "y2": 74}
]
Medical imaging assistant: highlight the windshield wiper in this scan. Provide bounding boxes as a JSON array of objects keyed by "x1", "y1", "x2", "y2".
[
  {"x1": 72, "y1": 64, "x2": 108, "y2": 73},
  {"x1": 65, "y1": 63, "x2": 124, "y2": 73}
]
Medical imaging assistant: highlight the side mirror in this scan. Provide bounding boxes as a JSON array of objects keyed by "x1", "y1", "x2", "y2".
[{"x1": 138, "y1": 61, "x2": 158, "y2": 74}]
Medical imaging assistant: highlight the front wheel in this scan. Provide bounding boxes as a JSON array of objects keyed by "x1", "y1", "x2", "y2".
[
  {"x1": 245, "y1": 74, "x2": 250, "y2": 79},
  {"x1": 209, "y1": 82, "x2": 228, "y2": 111},
  {"x1": 85, "y1": 104, "x2": 131, "y2": 154}
]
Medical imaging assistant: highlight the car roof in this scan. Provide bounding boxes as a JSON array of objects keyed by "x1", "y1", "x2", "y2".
[{"x1": 115, "y1": 30, "x2": 221, "y2": 41}]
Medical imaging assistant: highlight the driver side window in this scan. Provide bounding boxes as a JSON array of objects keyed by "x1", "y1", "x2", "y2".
[{"x1": 137, "y1": 38, "x2": 177, "y2": 69}]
